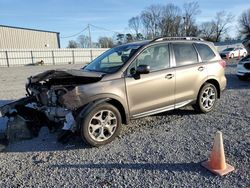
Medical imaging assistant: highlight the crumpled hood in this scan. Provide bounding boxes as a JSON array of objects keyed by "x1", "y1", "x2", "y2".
[{"x1": 30, "y1": 69, "x2": 104, "y2": 83}]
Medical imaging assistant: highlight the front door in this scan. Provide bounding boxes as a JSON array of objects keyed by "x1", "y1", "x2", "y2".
[{"x1": 125, "y1": 44, "x2": 175, "y2": 117}]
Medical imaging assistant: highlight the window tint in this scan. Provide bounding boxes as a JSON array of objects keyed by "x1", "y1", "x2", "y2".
[
  {"x1": 222, "y1": 48, "x2": 234, "y2": 51},
  {"x1": 195, "y1": 43, "x2": 216, "y2": 61},
  {"x1": 173, "y1": 43, "x2": 198, "y2": 66},
  {"x1": 129, "y1": 44, "x2": 170, "y2": 73}
]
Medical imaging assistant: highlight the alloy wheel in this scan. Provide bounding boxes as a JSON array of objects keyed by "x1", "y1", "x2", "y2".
[
  {"x1": 88, "y1": 110, "x2": 117, "y2": 142},
  {"x1": 200, "y1": 86, "x2": 216, "y2": 110}
]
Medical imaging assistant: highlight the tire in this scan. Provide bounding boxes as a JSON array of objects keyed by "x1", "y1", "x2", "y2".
[
  {"x1": 80, "y1": 103, "x2": 121, "y2": 147},
  {"x1": 194, "y1": 83, "x2": 218, "y2": 113},
  {"x1": 230, "y1": 53, "x2": 234, "y2": 59},
  {"x1": 238, "y1": 75, "x2": 248, "y2": 81}
]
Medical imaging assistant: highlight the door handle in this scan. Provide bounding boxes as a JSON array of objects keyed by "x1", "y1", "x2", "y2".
[
  {"x1": 165, "y1": 74, "x2": 174, "y2": 79},
  {"x1": 198, "y1": 66, "x2": 204, "y2": 71}
]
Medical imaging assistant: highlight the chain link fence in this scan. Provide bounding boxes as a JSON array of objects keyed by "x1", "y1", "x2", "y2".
[{"x1": 0, "y1": 48, "x2": 109, "y2": 67}]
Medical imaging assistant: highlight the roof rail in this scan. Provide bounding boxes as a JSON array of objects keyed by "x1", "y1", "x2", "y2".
[{"x1": 152, "y1": 37, "x2": 204, "y2": 42}]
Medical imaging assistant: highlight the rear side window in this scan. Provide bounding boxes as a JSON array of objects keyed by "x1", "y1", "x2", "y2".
[
  {"x1": 195, "y1": 43, "x2": 216, "y2": 61},
  {"x1": 173, "y1": 43, "x2": 198, "y2": 66}
]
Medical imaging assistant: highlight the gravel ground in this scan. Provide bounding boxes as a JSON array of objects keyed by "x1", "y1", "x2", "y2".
[{"x1": 0, "y1": 60, "x2": 249, "y2": 187}]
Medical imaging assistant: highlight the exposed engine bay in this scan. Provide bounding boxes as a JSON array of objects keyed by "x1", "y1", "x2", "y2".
[{"x1": 0, "y1": 69, "x2": 103, "y2": 150}]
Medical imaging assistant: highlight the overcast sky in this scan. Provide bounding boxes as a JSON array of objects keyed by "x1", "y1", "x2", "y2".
[{"x1": 0, "y1": 0, "x2": 249, "y2": 47}]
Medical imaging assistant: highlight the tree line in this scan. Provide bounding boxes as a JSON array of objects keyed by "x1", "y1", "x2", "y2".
[{"x1": 67, "y1": 3, "x2": 250, "y2": 48}]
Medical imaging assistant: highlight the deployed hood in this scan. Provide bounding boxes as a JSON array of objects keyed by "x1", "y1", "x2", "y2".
[{"x1": 30, "y1": 69, "x2": 104, "y2": 84}]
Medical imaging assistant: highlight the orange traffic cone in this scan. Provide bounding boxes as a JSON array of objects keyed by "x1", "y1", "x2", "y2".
[
  {"x1": 201, "y1": 131, "x2": 235, "y2": 176},
  {"x1": 237, "y1": 50, "x2": 241, "y2": 60}
]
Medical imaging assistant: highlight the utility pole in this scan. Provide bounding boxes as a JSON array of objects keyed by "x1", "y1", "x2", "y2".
[{"x1": 88, "y1": 24, "x2": 93, "y2": 61}]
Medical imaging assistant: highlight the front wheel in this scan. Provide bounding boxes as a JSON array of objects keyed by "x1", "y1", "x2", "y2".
[
  {"x1": 194, "y1": 83, "x2": 218, "y2": 113},
  {"x1": 80, "y1": 103, "x2": 121, "y2": 147}
]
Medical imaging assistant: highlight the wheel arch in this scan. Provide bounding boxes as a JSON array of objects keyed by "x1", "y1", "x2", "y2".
[
  {"x1": 200, "y1": 79, "x2": 221, "y2": 98},
  {"x1": 106, "y1": 98, "x2": 128, "y2": 125},
  {"x1": 77, "y1": 97, "x2": 129, "y2": 127}
]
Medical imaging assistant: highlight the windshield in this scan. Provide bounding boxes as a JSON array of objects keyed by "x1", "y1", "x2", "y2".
[
  {"x1": 222, "y1": 48, "x2": 234, "y2": 52},
  {"x1": 84, "y1": 44, "x2": 142, "y2": 73}
]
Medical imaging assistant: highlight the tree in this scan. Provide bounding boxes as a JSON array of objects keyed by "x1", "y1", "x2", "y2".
[
  {"x1": 199, "y1": 21, "x2": 217, "y2": 41},
  {"x1": 98, "y1": 37, "x2": 114, "y2": 48},
  {"x1": 136, "y1": 33, "x2": 144, "y2": 40},
  {"x1": 128, "y1": 16, "x2": 141, "y2": 35},
  {"x1": 125, "y1": 33, "x2": 133, "y2": 43},
  {"x1": 213, "y1": 11, "x2": 234, "y2": 42},
  {"x1": 128, "y1": 2, "x2": 201, "y2": 39},
  {"x1": 140, "y1": 5, "x2": 162, "y2": 39},
  {"x1": 77, "y1": 35, "x2": 90, "y2": 48},
  {"x1": 160, "y1": 3, "x2": 182, "y2": 37},
  {"x1": 116, "y1": 34, "x2": 125, "y2": 45},
  {"x1": 183, "y1": 1, "x2": 201, "y2": 36},
  {"x1": 67, "y1": 40, "x2": 79, "y2": 48},
  {"x1": 238, "y1": 8, "x2": 250, "y2": 37}
]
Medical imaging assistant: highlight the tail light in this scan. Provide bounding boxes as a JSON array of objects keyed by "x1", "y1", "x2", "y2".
[{"x1": 219, "y1": 59, "x2": 226, "y2": 68}]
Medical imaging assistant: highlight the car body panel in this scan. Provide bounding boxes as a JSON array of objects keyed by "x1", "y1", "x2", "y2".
[
  {"x1": 174, "y1": 63, "x2": 208, "y2": 104},
  {"x1": 206, "y1": 61, "x2": 227, "y2": 91},
  {"x1": 220, "y1": 47, "x2": 247, "y2": 58},
  {"x1": 125, "y1": 68, "x2": 175, "y2": 116},
  {"x1": 237, "y1": 55, "x2": 250, "y2": 78}
]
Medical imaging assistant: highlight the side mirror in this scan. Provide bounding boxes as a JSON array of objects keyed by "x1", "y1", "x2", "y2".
[
  {"x1": 131, "y1": 65, "x2": 150, "y2": 80},
  {"x1": 136, "y1": 65, "x2": 150, "y2": 74}
]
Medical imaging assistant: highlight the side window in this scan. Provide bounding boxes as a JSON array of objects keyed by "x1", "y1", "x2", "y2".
[
  {"x1": 129, "y1": 44, "x2": 170, "y2": 73},
  {"x1": 195, "y1": 43, "x2": 216, "y2": 61},
  {"x1": 173, "y1": 43, "x2": 198, "y2": 66}
]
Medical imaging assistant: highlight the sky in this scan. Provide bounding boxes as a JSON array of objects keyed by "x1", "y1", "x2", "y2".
[{"x1": 0, "y1": 0, "x2": 249, "y2": 47}]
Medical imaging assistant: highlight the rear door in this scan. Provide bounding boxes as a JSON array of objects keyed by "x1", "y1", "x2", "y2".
[{"x1": 172, "y1": 42, "x2": 207, "y2": 106}]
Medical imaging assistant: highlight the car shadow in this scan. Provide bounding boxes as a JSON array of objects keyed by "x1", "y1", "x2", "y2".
[
  {"x1": 225, "y1": 73, "x2": 250, "y2": 90},
  {"x1": 50, "y1": 162, "x2": 212, "y2": 177},
  {"x1": 1, "y1": 130, "x2": 91, "y2": 153}
]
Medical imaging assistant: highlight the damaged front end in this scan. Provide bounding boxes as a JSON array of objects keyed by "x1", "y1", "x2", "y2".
[{"x1": 0, "y1": 69, "x2": 103, "y2": 150}]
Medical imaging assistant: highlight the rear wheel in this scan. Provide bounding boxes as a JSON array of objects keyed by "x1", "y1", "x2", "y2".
[
  {"x1": 80, "y1": 103, "x2": 121, "y2": 147},
  {"x1": 194, "y1": 83, "x2": 218, "y2": 113}
]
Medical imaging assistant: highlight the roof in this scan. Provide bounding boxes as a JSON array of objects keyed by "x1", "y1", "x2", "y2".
[{"x1": 0, "y1": 25, "x2": 60, "y2": 34}]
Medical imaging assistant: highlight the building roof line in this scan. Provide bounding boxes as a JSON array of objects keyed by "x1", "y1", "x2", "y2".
[{"x1": 0, "y1": 25, "x2": 60, "y2": 34}]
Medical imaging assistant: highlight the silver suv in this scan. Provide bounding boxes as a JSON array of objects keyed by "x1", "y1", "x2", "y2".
[{"x1": 0, "y1": 37, "x2": 227, "y2": 147}]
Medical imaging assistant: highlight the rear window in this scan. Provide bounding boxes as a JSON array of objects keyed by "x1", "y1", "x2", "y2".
[
  {"x1": 222, "y1": 48, "x2": 234, "y2": 51},
  {"x1": 195, "y1": 43, "x2": 216, "y2": 61}
]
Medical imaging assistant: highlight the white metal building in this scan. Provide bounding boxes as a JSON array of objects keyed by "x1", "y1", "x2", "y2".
[{"x1": 0, "y1": 25, "x2": 60, "y2": 49}]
